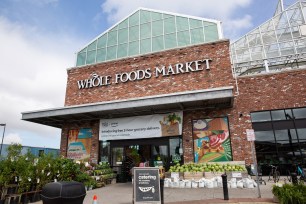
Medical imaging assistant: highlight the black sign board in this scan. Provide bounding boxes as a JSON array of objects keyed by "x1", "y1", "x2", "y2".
[{"x1": 133, "y1": 167, "x2": 161, "y2": 204}]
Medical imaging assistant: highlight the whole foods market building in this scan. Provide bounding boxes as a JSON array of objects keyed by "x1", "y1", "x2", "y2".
[{"x1": 22, "y1": 7, "x2": 306, "y2": 180}]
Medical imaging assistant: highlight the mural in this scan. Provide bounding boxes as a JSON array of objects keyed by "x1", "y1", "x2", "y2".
[
  {"x1": 192, "y1": 118, "x2": 232, "y2": 163},
  {"x1": 67, "y1": 128, "x2": 92, "y2": 161}
]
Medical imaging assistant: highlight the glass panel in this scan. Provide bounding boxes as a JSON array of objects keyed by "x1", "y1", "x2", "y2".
[
  {"x1": 129, "y1": 41, "x2": 139, "y2": 56},
  {"x1": 112, "y1": 147, "x2": 123, "y2": 166},
  {"x1": 191, "y1": 28, "x2": 204, "y2": 44},
  {"x1": 271, "y1": 110, "x2": 286, "y2": 120},
  {"x1": 152, "y1": 20, "x2": 163, "y2": 36},
  {"x1": 96, "y1": 48, "x2": 106, "y2": 62},
  {"x1": 100, "y1": 141, "x2": 110, "y2": 163},
  {"x1": 129, "y1": 25, "x2": 139, "y2": 42},
  {"x1": 164, "y1": 33, "x2": 177, "y2": 49},
  {"x1": 254, "y1": 130, "x2": 275, "y2": 141},
  {"x1": 291, "y1": 26, "x2": 300, "y2": 38},
  {"x1": 107, "y1": 30, "x2": 117, "y2": 47},
  {"x1": 151, "y1": 12, "x2": 162, "y2": 21},
  {"x1": 86, "y1": 50, "x2": 96, "y2": 64},
  {"x1": 164, "y1": 16, "x2": 175, "y2": 34},
  {"x1": 118, "y1": 28, "x2": 128, "y2": 44},
  {"x1": 285, "y1": 109, "x2": 294, "y2": 119},
  {"x1": 189, "y1": 19, "x2": 202, "y2": 29},
  {"x1": 117, "y1": 43, "x2": 128, "y2": 58},
  {"x1": 140, "y1": 10, "x2": 151, "y2": 24},
  {"x1": 248, "y1": 33, "x2": 262, "y2": 46},
  {"x1": 118, "y1": 19, "x2": 128, "y2": 29},
  {"x1": 106, "y1": 46, "x2": 117, "y2": 60},
  {"x1": 88, "y1": 40, "x2": 97, "y2": 51},
  {"x1": 176, "y1": 16, "x2": 189, "y2": 31},
  {"x1": 152, "y1": 36, "x2": 164, "y2": 52},
  {"x1": 177, "y1": 30, "x2": 190, "y2": 46},
  {"x1": 276, "y1": 28, "x2": 292, "y2": 42},
  {"x1": 76, "y1": 52, "x2": 86, "y2": 66},
  {"x1": 204, "y1": 25, "x2": 218, "y2": 42},
  {"x1": 97, "y1": 35, "x2": 107, "y2": 48},
  {"x1": 251, "y1": 111, "x2": 271, "y2": 122},
  {"x1": 279, "y1": 41, "x2": 295, "y2": 55},
  {"x1": 262, "y1": 31, "x2": 277, "y2": 44},
  {"x1": 140, "y1": 38, "x2": 151, "y2": 54},
  {"x1": 170, "y1": 137, "x2": 183, "y2": 164},
  {"x1": 152, "y1": 145, "x2": 168, "y2": 167},
  {"x1": 275, "y1": 129, "x2": 298, "y2": 141},
  {"x1": 273, "y1": 12, "x2": 288, "y2": 29},
  {"x1": 140, "y1": 23, "x2": 151, "y2": 39},
  {"x1": 129, "y1": 11, "x2": 139, "y2": 27},
  {"x1": 293, "y1": 108, "x2": 306, "y2": 119},
  {"x1": 255, "y1": 141, "x2": 277, "y2": 154},
  {"x1": 297, "y1": 128, "x2": 306, "y2": 140}
]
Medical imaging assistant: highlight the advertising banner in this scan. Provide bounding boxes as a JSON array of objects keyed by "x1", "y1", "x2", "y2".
[
  {"x1": 67, "y1": 128, "x2": 92, "y2": 161},
  {"x1": 133, "y1": 167, "x2": 161, "y2": 204},
  {"x1": 99, "y1": 112, "x2": 183, "y2": 140},
  {"x1": 192, "y1": 117, "x2": 232, "y2": 163}
]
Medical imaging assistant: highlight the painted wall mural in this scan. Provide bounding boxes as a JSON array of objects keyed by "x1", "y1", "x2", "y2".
[
  {"x1": 67, "y1": 128, "x2": 92, "y2": 161},
  {"x1": 192, "y1": 117, "x2": 232, "y2": 163}
]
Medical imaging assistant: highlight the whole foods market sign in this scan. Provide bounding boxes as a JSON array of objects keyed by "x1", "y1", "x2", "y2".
[
  {"x1": 99, "y1": 112, "x2": 183, "y2": 140},
  {"x1": 77, "y1": 58, "x2": 211, "y2": 89}
]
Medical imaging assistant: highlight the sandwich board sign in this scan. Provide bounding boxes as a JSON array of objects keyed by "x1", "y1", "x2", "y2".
[{"x1": 133, "y1": 167, "x2": 161, "y2": 204}]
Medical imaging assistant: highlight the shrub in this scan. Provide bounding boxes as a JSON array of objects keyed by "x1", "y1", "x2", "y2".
[{"x1": 272, "y1": 183, "x2": 306, "y2": 204}]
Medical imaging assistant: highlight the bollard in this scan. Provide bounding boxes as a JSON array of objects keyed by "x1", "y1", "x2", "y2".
[
  {"x1": 291, "y1": 172, "x2": 298, "y2": 185},
  {"x1": 221, "y1": 174, "x2": 229, "y2": 200},
  {"x1": 92, "y1": 195, "x2": 98, "y2": 204},
  {"x1": 160, "y1": 178, "x2": 164, "y2": 204}
]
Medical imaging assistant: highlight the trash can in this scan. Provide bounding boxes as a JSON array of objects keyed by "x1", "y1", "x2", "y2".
[{"x1": 41, "y1": 181, "x2": 86, "y2": 204}]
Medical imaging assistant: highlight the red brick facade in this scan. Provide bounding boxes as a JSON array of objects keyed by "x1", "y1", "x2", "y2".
[{"x1": 60, "y1": 39, "x2": 306, "y2": 165}]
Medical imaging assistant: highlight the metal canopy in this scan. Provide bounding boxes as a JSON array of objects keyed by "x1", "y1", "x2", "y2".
[{"x1": 22, "y1": 87, "x2": 234, "y2": 128}]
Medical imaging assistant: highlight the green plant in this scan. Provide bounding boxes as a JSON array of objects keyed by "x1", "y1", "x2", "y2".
[{"x1": 272, "y1": 183, "x2": 306, "y2": 204}]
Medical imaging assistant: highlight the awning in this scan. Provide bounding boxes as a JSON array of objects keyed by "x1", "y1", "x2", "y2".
[{"x1": 22, "y1": 86, "x2": 234, "y2": 128}]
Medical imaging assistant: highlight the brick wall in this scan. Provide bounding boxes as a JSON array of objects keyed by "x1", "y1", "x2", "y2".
[
  {"x1": 65, "y1": 40, "x2": 234, "y2": 106},
  {"x1": 61, "y1": 38, "x2": 306, "y2": 165}
]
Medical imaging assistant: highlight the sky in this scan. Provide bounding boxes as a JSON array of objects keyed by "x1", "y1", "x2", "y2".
[{"x1": 0, "y1": 0, "x2": 298, "y2": 149}]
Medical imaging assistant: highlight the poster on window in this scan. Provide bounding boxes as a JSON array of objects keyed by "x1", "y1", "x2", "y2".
[
  {"x1": 67, "y1": 128, "x2": 92, "y2": 161},
  {"x1": 192, "y1": 117, "x2": 232, "y2": 163}
]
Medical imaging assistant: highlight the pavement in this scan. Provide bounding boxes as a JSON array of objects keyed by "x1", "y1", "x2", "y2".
[{"x1": 34, "y1": 176, "x2": 281, "y2": 204}]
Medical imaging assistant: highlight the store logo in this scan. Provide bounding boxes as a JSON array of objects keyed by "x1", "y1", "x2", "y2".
[
  {"x1": 101, "y1": 122, "x2": 109, "y2": 127},
  {"x1": 77, "y1": 58, "x2": 212, "y2": 90}
]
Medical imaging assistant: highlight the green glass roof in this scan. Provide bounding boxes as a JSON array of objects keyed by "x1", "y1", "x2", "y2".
[{"x1": 76, "y1": 8, "x2": 222, "y2": 67}]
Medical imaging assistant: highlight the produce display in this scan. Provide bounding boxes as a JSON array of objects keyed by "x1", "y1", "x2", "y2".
[
  {"x1": 168, "y1": 162, "x2": 247, "y2": 173},
  {"x1": 94, "y1": 163, "x2": 116, "y2": 180}
]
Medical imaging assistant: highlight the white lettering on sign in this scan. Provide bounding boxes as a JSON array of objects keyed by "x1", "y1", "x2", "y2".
[{"x1": 77, "y1": 58, "x2": 212, "y2": 89}]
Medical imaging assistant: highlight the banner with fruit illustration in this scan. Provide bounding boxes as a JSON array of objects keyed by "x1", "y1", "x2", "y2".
[
  {"x1": 67, "y1": 128, "x2": 92, "y2": 161},
  {"x1": 192, "y1": 117, "x2": 232, "y2": 163},
  {"x1": 100, "y1": 112, "x2": 182, "y2": 140}
]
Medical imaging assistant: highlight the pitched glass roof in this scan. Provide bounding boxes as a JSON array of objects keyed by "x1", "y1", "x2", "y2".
[
  {"x1": 76, "y1": 8, "x2": 222, "y2": 67},
  {"x1": 231, "y1": 0, "x2": 306, "y2": 76}
]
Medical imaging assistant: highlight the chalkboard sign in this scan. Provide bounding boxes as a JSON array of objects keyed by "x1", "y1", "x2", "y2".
[{"x1": 133, "y1": 167, "x2": 161, "y2": 204}]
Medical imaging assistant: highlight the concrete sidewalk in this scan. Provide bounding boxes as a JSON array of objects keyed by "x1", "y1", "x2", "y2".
[
  {"x1": 82, "y1": 179, "x2": 276, "y2": 204},
  {"x1": 34, "y1": 178, "x2": 278, "y2": 204}
]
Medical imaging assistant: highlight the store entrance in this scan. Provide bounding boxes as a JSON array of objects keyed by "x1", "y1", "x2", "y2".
[{"x1": 110, "y1": 137, "x2": 170, "y2": 183}]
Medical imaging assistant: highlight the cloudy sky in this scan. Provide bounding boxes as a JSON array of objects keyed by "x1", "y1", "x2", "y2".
[{"x1": 0, "y1": 0, "x2": 297, "y2": 149}]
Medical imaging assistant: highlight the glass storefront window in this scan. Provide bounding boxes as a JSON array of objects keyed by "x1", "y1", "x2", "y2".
[
  {"x1": 151, "y1": 145, "x2": 168, "y2": 167},
  {"x1": 293, "y1": 107, "x2": 306, "y2": 119},
  {"x1": 274, "y1": 129, "x2": 298, "y2": 140},
  {"x1": 100, "y1": 141, "x2": 110, "y2": 163},
  {"x1": 297, "y1": 128, "x2": 306, "y2": 140},
  {"x1": 169, "y1": 137, "x2": 182, "y2": 164},
  {"x1": 271, "y1": 110, "x2": 286, "y2": 120},
  {"x1": 251, "y1": 111, "x2": 271, "y2": 122},
  {"x1": 254, "y1": 130, "x2": 275, "y2": 141},
  {"x1": 112, "y1": 147, "x2": 124, "y2": 166}
]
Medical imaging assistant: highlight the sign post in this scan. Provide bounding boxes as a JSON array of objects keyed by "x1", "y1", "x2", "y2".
[
  {"x1": 246, "y1": 129, "x2": 261, "y2": 198},
  {"x1": 133, "y1": 167, "x2": 161, "y2": 204}
]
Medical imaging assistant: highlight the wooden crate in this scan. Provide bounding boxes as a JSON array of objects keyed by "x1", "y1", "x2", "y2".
[
  {"x1": 184, "y1": 172, "x2": 204, "y2": 180},
  {"x1": 204, "y1": 172, "x2": 223, "y2": 179}
]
